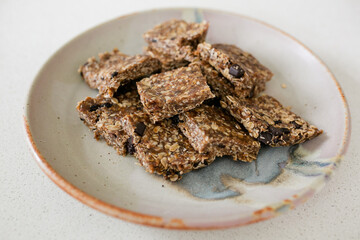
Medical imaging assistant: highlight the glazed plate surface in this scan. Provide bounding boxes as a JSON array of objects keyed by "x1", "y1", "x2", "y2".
[{"x1": 24, "y1": 8, "x2": 350, "y2": 229}]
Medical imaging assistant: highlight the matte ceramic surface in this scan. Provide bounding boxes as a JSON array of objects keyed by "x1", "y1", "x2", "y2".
[{"x1": 24, "y1": 8, "x2": 350, "y2": 229}]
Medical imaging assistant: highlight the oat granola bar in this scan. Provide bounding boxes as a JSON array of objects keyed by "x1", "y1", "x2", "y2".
[
  {"x1": 197, "y1": 43, "x2": 273, "y2": 98},
  {"x1": 79, "y1": 48, "x2": 161, "y2": 97},
  {"x1": 137, "y1": 64, "x2": 215, "y2": 123},
  {"x1": 144, "y1": 46, "x2": 189, "y2": 72},
  {"x1": 178, "y1": 105, "x2": 260, "y2": 162},
  {"x1": 120, "y1": 109, "x2": 151, "y2": 149},
  {"x1": 76, "y1": 88, "x2": 142, "y2": 155},
  {"x1": 143, "y1": 19, "x2": 209, "y2": 62},
  {"x1": 135, "y1": 119, "x2": 216, "y2": 181},
  {"x1": 221, "y1": 95, "x2": 323, "y2": 147},
  {"x1": 77, "y1": 96, "x2": 129, "y2": 155},
  {"x1": 191, "y1": 61, "x2": 237, "y2": 99}
]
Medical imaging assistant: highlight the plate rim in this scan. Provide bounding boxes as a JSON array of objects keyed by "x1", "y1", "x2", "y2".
[{"x1": 23, "y1": 7, "x2": 351, "y2": 230}]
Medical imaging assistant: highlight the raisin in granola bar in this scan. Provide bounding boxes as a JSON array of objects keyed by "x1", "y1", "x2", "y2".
[
  {"x1": 143, "y1": 19, "x2": 209, "y2": 61},
  {"x1": 79, "y1": 48, "x2": 161, "y2": 97},
  {"x1": 178, "y1": 105, "x2": 260, "y2": 162},
  {"x1": 221, "y1": 95, "x2": 323, "y2": 147},
  {"x1": 137, "y1": 64, "x2": 215, "y2": 123},
  {"x1": 197, "y1": 43, "x2": 273, "y2": 98},
  {"x1": 135, "y1": 119, "x2": 216, "y2": 181}
]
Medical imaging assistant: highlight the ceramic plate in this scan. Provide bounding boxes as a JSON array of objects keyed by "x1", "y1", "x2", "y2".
[{"x1": 24, "y1": 8, "x2": 350, "y2": 229}]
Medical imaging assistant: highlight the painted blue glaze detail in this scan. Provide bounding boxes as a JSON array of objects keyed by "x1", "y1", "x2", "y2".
[
  {"x1": 177, "y1": 146, "x2": 290, "y2": 200},
  {"x1": 194, "y1": 9, "x2": 203, "y2": 23},
  {"x1": 177, "y1": 144, "x2": 327, "y2": 200},
  {"x1": 175, "y1": 157, "x2": 249, "y2": 200},
  {"x1": 243, "y1": 146, "x2": 290, "y2": 183},
  {"x1": 283, "y1": 146, "x2": 328, "y2": 177},
  {"x1": 284, "y1": 167, "x2": 323, "y2": 177},
  {"x1": 289, "y1": 146, "x2": 331, "y2": 167}
]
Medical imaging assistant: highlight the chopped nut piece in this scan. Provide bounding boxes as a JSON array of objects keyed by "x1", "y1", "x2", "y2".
[
  {"x1": 135, "y1": 120, "x2": 216, "y2": 181},
  {"x1": 197, "y1": 43, "x2": 273, "y2": 98},
  {"x1": 221, "y1": 95, "x2": 323, "y2": 146},
  {"x1": 79, "y1": 48, "x2": 161, "y2": 97},
  {"x1": 178, "y1": 105, "x2": 260, "y2": 161},
  {"x1": 137, "y1": 64, "x2": 215, "y2": 123}
]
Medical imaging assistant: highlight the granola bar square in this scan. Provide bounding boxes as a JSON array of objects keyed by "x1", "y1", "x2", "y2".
[
  {"x1": 136, "y1": 64, "x2": 215, "y2": 123},
  {"x1": 76, "y1": 88, "x2": 142, "y2": 155},
  {"x1": 192, "y1": 61, "x2": 237, "y2": 99},
  {"x1": 135, "y1": 119, "x2": 216, "y2": 181},
  {"x1": 144, "y1": 46, "x2": 189, "y2": 72},
  {"x1": 120, "y1": 109, "x2": 151, "y2": 148},
  {"x1": 221, "y1": 95, "x2": 323, "y2": 146},
  {"x1": 143, "y1": 19, "x2": 209, "y2": 61},
  {"x1": 197, "y1": 43, "x2": 273, "y2": 98},
  {"x1": 79, "y1": 48, "x2": 161, "y2": 97},
  {"x1": 178, "y1": 105, "x2": 260, "y2": 162}
]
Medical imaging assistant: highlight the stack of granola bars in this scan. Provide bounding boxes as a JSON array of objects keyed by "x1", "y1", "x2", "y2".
[{"x1": 77, "y1": 19, "x2": 322, "y2": 181}]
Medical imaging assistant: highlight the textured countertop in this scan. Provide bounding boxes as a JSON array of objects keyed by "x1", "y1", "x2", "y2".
[{"x1": 1, "y1": 0, "x2": 359, "y2": 239}]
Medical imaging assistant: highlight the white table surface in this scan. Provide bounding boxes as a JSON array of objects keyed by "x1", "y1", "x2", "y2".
[{"x1": 1, "y1": 0, "x2": 359, "y2": 239}]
